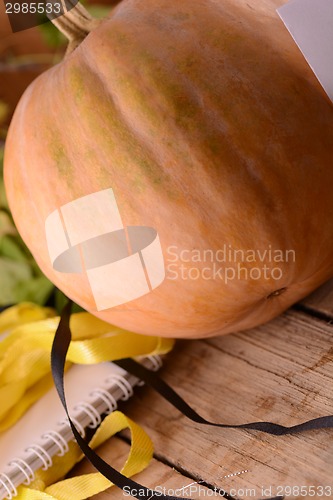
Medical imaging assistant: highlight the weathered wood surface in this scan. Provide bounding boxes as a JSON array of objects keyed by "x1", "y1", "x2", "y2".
[
  {"x1": 72, "y1": 438, "x2": 218, "y2": 500},
  {"x1": 300, "y1": 278, "x2": 333, "y2": 318},
  {"x1": 75, "y1": 280, "x2": 333, "y2": 500}
]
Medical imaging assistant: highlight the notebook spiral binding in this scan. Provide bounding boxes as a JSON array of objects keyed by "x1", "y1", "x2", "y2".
[
  {"x1": 0, "y1": 355, "x2": 162, "y2": 500},
  {"x1": 42, "y1": 431, "x2": 69, "y2": 456}
]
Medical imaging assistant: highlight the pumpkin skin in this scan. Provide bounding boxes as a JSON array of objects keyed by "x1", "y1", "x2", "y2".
[{"x1": 4, "y1": 0, "x2": 333, "y2": 338}]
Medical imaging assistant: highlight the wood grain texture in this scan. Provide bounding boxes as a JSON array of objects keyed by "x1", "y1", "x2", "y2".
[
  {"x1": 72, "y1": 289, "x2": 333, "y2": 500},
  {"x1": 72, "y1": 437, "x2": 219, "y2": 500},
  {"x1": 301, "y1": 278, "x2": 333, "y2": 317},
  {"x1": 98, "y1": 310, "x2": 332, "y2": 500}
]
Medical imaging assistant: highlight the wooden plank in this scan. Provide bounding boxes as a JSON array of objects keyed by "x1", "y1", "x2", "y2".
[
  {"x1": 107, "y1": 310, "x2": 333, "y2": 500},
  {"x1": 300, "y1": 278, "x2": 333, "y2": 318},
  {"x1": 72, "y1": 437, "x2": 221, "y2": 500}
]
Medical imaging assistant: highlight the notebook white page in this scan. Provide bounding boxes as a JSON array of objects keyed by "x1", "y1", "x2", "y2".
[{"x1": 0, "y1": 361, "x2": 132, "y2": 498}]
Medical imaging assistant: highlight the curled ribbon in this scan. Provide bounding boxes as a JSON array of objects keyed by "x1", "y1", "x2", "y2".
[
  {"x1": 15, "y1": 411, "x2": 153, "y2": 500},
  {"x1": 0, "y1": 303, "x2": 174, "y2": 432}
]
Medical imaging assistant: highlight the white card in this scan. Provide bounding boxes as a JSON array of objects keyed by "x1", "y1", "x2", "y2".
[{"x1": 277, "y1": 0, "x2": 333, "y2": 103}]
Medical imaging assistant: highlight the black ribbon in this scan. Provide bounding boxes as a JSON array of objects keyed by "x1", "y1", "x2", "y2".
[
  {"x1": 114, "y1": 358, "x2": 333, "y2": 435},
  {"x1": 51, "y1": 301, "x2": 332, "y2": 500}
]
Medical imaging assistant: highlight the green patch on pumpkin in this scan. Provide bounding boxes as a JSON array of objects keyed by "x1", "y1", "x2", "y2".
[
  {"x1": 69, "y1": 65, "x2": 86, "y2": 103},
  {"x1": 0, "y1": 147, "x2": 54, "y2": 306}
]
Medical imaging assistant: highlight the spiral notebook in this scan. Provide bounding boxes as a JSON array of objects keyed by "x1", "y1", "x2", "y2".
[{"x1": 0, "y1": 355, "x2": 162, "y2": 500}]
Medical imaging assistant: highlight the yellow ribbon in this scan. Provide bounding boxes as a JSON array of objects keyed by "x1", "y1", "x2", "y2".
[
  {"x1": 0, "y1": 302, "x2": 55, "y2": 335},
  {"x1": 16, "y1": 411, "x2": 153, "y2": 500},
  {"x1": 0, "y1": 303, "x2": 174, "y2": 499},
  {"x1": 0, "y1": 303, "x2": 174, "y2": 432}
]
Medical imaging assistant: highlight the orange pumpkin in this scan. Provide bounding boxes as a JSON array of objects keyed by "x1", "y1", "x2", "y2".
[{"x1": 4, "y1": 0, "x2": 333, "y2": 338}]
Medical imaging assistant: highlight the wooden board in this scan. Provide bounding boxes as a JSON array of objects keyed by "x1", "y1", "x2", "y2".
[
  {"x1": 74, "y1": 280, "x2": 333, "y2": 500},
  {"x1": 300, "y1": 278, "x2": 333, "y2": 318},
  {"x1": 72, "y1": 437, "x2": 220, "y2": 500}
]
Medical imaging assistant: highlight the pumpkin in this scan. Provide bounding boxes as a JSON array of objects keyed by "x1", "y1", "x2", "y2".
[{"x1": 4, "y1": 0, "x2": 333, "y2": 338}]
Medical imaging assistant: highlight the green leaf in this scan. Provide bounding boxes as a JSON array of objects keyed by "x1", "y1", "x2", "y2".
[
  {"x1": 0, "y1": 235, "x2": 28, "y2": 262},
  {"x1": 0, "y1": 211, "x2": 16, "y2": 238},
  {"x1": 14, "y1": 276, "x2": 54, "y2": 305},
  {"x1": 38, "y1": 19, "x2": 67, "y2": 48}
]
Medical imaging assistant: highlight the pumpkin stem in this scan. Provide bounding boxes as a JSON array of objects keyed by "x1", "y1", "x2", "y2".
[{"x1": 50, "y1": 0, "x2": 101, "y2": 54}]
